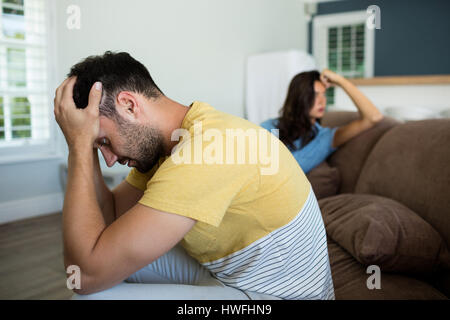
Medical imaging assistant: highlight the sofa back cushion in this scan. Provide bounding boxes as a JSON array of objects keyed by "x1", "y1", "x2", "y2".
[
  {"x1": 306, "y1": 161, "x2": 341, "y2": 200},
  {"x1": 322, "y1": 111, "x2": 399, "y2": 193},
  {"x1": 355, "y1": 119, "x2": 450, "y2": 248},
  {"x1": 319, "y1": 194, "x2": 450, "y2": 275}
]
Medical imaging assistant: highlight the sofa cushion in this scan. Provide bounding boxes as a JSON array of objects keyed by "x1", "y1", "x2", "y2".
[
  {"x1": 306, "y1": 161, "x2": 340, "y2": 200},
  {"x1": 354, "y1": 119, "x2": 450, "y2": 249},
  {"x1": 327, "y1": 238, "x2": 448, "y2": 300},
  {"x1": 321, "y1": 111, "x2": 399, "y2": 193},
  {"x1": 319, "y1": 194, "x2": 450, "y2": 275}
]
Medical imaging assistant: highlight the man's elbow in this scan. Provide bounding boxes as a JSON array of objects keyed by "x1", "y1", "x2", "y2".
[
  {"x1": 72, "y1": 286, "x2": 91, "y2": 296},
  {"x1": 64, "y1": 258, "x2": 99, "y2": 295},
  {"x1": 69, "y1": 271, "x2": 100, "y2": 296},
  {"x1": 73, "y1": 285, "x2": 94, "y2": 296}
]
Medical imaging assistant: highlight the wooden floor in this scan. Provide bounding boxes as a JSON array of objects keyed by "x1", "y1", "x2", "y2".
[{"x1": 0, "y1": 212, "x2": 73, "y2": 300}]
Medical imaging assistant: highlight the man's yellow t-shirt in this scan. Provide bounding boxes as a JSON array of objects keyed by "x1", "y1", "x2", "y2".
[{"x1": 126, "y1": 101, "x2": 334, "y2": 300}]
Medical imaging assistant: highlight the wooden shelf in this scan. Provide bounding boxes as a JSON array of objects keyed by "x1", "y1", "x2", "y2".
[{"x1": 349, "y1": 75, "x2": 450, "y2": 86}]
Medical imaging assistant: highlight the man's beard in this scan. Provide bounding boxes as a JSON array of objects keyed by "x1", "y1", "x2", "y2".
[{"x1": 117, "y1": 120, "x2": 165, "y2": 173}]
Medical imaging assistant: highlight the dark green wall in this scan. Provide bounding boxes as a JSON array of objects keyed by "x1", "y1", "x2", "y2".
[{"x1": 308, "y1": 0, "x2": 450, "y2": 76}]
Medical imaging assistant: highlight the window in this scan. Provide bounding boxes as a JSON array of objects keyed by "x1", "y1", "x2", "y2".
[
  {"x1": 0, "y1": 0, "x2": 55, "y2": 160},
  {"x1": 312, "y1": 11, "x2": 375, "y2": 107}
]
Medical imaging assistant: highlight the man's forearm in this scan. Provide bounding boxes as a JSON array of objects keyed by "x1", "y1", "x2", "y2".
[
  {"x1": 92, "y1": 149, "x2": 116, "y2": 226},
  {"x1": 63, "y1": 145, "x2": 107, "y2": 270}
]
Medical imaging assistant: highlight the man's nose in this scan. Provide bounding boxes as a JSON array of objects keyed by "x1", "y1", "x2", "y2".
[{"x1": 99, "y1": 147, "x2": 118, "y2": 167}]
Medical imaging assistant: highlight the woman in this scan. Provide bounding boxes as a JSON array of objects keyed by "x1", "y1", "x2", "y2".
[{"x1": 261, "y1": 69, "x2": 383, "y2": 174}]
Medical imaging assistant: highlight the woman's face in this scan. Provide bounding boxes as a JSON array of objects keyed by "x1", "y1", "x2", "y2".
[{"x1": 309, "y1": 80, "x2": 327, "y2": 120}]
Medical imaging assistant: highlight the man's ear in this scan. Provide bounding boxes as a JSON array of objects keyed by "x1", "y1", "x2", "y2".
[{"x1": 116, "y1": 91, "x2": 140, "y2": 120}]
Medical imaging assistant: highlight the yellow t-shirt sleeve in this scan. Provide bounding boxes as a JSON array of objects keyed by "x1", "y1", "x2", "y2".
[
  {"x1": 138, "y1": 160, "x2": 259, "y2": 227},
  {"x1": 125, "y1": 157, "x2": 169, "y2": 191},
  {"x1": 125, "y1": 168, "x2": 151, "y2": 191}
]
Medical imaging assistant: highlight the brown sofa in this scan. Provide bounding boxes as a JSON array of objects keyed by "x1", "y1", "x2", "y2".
[{"x1": 307, "y1": 111, "x2": 450, "y2": 300}]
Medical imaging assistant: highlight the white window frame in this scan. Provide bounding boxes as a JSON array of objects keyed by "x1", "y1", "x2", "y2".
[
  {"x1": 312, "y1": 10, "x2": 375, "y2": 78},
  {"x1": 0, "y1": 0, "x2": 61, "y2": 164}
]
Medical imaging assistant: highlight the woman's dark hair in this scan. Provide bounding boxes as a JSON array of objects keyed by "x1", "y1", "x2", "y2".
[
  {"x1": 68, "y1": 51, "x2": 163, "y2": 120},
  {"x1": 277, "y1": 70, "x2": 322, "y2": 150}
]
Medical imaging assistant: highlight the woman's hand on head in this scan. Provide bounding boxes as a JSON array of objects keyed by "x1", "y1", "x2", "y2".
[{"x1": 321, "y1": 69, "x2": 344, "y2": 88}]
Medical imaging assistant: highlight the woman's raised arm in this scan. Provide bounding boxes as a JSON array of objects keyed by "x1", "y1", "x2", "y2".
[{"x1": 321, "y1": 69, "x2": 384, "y2": 148}]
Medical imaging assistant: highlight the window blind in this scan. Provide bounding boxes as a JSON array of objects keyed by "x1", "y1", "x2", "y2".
[
  {"x1": 0, "y1": 0, "x2": 49, "y2": 148},
  {"x1": 328, "y1": 23, "x2": 366, "y2": 78},
  {"x1": 326, "y1": 23, "x2": 366, "y2": 106}
]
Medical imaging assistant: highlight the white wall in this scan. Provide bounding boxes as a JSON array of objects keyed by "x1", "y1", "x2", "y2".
[
  {"x1": 55, "y1": 0, "x2": 308, "y2": 118},
  {"x1": 0, "y1": 0, "x2": 309, "y2": 224}
]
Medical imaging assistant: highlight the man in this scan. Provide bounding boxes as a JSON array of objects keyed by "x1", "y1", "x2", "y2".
[{"x1": 55, "y1": 51, "x2": 334, "y2": 300}]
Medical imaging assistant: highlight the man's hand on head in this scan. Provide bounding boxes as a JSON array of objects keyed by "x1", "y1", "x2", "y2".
[{"x1": 54, "y1": 76, "x2": 102, "y2": 151}]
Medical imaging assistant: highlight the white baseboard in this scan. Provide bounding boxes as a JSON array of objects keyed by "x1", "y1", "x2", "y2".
[{"x1": 0, "y1": 192, "x2": 64, "y2": 225}]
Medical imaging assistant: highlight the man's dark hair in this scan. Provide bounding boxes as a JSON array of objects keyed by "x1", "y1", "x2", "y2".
[{"x1": 68, "y1": 51, "x2": 163, "y2": 119}]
